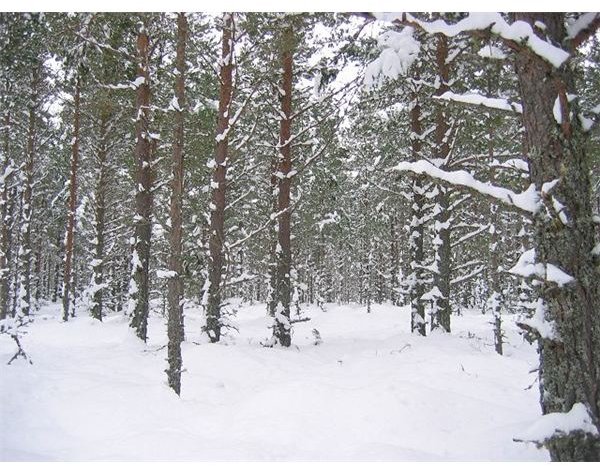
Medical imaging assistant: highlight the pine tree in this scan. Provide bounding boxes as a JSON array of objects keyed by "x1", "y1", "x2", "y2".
[
  {"x1": 166, "y1": 12, "x2": 187, "y2": 395},
  {"x1": 205, "y1": 12, "x2": 235, "y2": 343},
  {"x1": 129, "y1": 18, "x2": 155, "y2": 342}
]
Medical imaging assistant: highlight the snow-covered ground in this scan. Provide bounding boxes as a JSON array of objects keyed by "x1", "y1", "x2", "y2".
[{"x1": 0, "y1": 300, "x2": 549, "y2": 461}]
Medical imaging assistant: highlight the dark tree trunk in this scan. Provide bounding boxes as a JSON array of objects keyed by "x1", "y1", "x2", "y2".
[
  {"x1": 0, "y1": 110, "x2": 13, "y2": 321},
  {"x1": 33, "y1": 244, "x2": 42, "y2": 309},
  {"x1": 52, "y1": 230, "x2": 60, "y2": 303},
  {"x1": 489, "y1": 201, "x2": 503, "y2": 355},
  {"x1": 389, "y1": 214, "x2": 399, "y2": 306},
  {"x1": 44, "y1": 248, "x2": 51, "y2": 299},
  {"x1": 408, "y1": 92, "x2": 426, "y2": 336},
  {"x1": 272, "y1": 24, "x2": 294, "y2": 347},
  {"x1": 486, "y1": 72, "x2": 504, "y2": 355},
  {"x1": 432, "y1": 192, "x2": 451, "y2": 332},
  {"x1": 488, "y1": 154, "x2": 503, "y2": 355},
  {"x1": 205, "y1": 13, "x2": 234, "y2": 343},
  {"x1": 90, "y1": 111, "x2": 109, "y2": 321},
  {"x1": 118, "y1": 255, "x2": 129, "y2": 313},
  {"x1": 431, "y1": 33, "x2": 452, "y2": 333},
  {"x1": 513, "y1": 12, "x2": 600, "y2": 460},
  {"x1": 267, "y1": 151, "x2": 279, "y2": 318},
  {"x1": 19, "y1": 70, "x2": 38, "y2": 317},
  {"x1": 11, "y1": 190, "x2": 21, "y2": 317},
  {"x1": 62, "y1": 74, "x2": 81, "y2": 322},
  {"x1": 129, "y1": 26, "x2": 154, "y2": 342},
  {"x1": 166, "y1": 12, "x2": 187, "y2": 395}
]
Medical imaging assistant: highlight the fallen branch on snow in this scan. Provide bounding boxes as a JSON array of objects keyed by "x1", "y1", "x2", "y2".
[{"x1": 7, "y1": 334, "x2": 33, "y2": 365}]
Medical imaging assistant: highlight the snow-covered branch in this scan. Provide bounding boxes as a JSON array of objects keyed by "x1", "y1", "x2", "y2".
[
  {"x1": 435, "y1": 91, "x2": 522, "y2": 114},
  {"x1": 391, "y1": 13, "x2": 570, "y2": 68},
  {"x1": 451, "y1": 224, "x2": 490, "y2": 248},
  {"x1": 566, "y1": 13, "x2": 600, "y2": 50},
  {"x1": 451, "y1": 265, "x2": 486, "y2": 285},
  {"x1": 392, "y1": 160, "x2": 539, "y2": 214},
  {"x1": 225, "y1": 206, "x2": 291, "y2": 251},
  {"x1": 452, "y1": 259, "x2": 484, "y2": 272},
  {"x1": 508, "y1": 248, "x2": 575, "y2": 287}
]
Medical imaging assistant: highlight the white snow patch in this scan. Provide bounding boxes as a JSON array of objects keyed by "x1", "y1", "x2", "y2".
[
  {"x1": 0, "y1": 302, "x2": 549, "y2": 461},
  {"x1": 168, "y1": 95, "x2": 182, "y2": 112},
  {"x1": 365, "y1": 27, "x2": 420, "y2": 88},
  {"x1": 518, "y1": 298, "x2": 558, "y2": 341},
  {"x1": 553, "y1": 96, "x2": 562, "y2": 124},
  {"x1": 156, "y1": 270, "x2": 178, "y2": 279},
  {"x1": 436, "y1": 91, "x2": 522, "y2": 113},
  {"x1": 131, "y1": 76, "x2": 146, "y2": 88},
  {"x1": 477, "y1": 45, "x2": 507, "y2": 60},
  {"x1": 566, "y1": 13, "x2": 598, "y2": 40},
  {"x1": 406, "y1": 13, "x2": 570, "y2": 68},
  {"x1": 392, "y1": 160, "x2": 539, "y2": 213},
  {"x1": 541, "y1": 179, "x2": 560, "y2": 195},
  {"x1": 508, "y1": 249, "x2": 575, "y2": 287},
  {"x1": 516, "y1": 403, "x2": 598, "y2": 444}
]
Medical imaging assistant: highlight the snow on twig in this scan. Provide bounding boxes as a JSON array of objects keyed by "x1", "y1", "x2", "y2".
[
  {"x1": 508, "y1": 248, "x2": 575, "y2": 287},
  {"x1": 392, "y1": 160, "x2": 539, "y2": 214},
  {"x1": 435, "y1": 91, "x2": 522, "y2": 114},
  {"x1": 398, "y1": 13, "x2": 570, "y2": 68}
]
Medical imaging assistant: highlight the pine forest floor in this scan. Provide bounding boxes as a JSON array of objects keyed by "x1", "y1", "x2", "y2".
[{"x1": 0, "y1": 300, "x2": 549, "y2": 461}]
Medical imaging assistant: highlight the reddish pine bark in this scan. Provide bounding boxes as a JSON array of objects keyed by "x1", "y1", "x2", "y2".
[
  {"x1": 129, "y1": 26, "x2": 154, "y2": 342},
  {"x1": 205, "y1": 13, "x2": 234, "y2": 343},
  {"x1": 62, "y1": 74, "x2": 81, "y2": 321}
]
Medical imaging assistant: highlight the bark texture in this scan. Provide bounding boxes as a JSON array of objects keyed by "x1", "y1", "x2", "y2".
[
  {"x1": 487, "y1": 109, "x2": 504, "y2": 355},
  {"x1": 62, "y1": 74, "x2": 81, "y2": 321},
  {"x1": 389, "y1": 214, "x2": 399, "y2": 306},
  {"x1": 513, "y1": 12, "x2": 600, "y2": 460},
  {"x1": 129, "y1": 26, "x2": 154, "y2": 342},
  {"x1": 205, "y1": 13, "x2": 234, "y2": 343},
  {"x1": 0, "y1": 110, "x2": 13, "y2": 321},
  {"x1": 272, "y1": 24, "x2": 294, "y2": 347},
  {"x1": 431, "y1": 33, "x2": 452, "y2": 333},
  {"x1": 166, "y1": 12, "x2": 187, "y2": 395},
  {"x1": 409, "y1": 92, "x2": 426, "y2": 336},
  {"x1": 90, "y1": 110, "x2": 109, "y2": 321},
  {"x1": 19, "y1": 69, "x2": 39, "y2": 317}
]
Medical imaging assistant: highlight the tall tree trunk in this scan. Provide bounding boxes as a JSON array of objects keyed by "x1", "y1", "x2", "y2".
[
  {"x1": 33, "y1": 243, "x2": 42, "y2": 309},
  {"x1": 389, "y1": 214, "x2": 399, "y2": 306},
  {"x1": 205, "y1": 13, "x2": 234, "y2": 343},
  {"x1": 62, "y1": 74, "x2": 81, "y2": 321},
  {"x1": 513, "y1": 12, "x2": 600, "y2": 460},
  {"x1": 52, "y1": 230, "x2": 62, "y2": 303},
  {"x1": 0, "y1": 110, "x2": 13, "y2": 321},
  {"x1": 431, "y1": 33, "x2": 452, "y2": 333},
  {"x1": 486, "y1": 67, "x2": 504, "y2": 355},
  {"x1": 272, "y1": 24, "x2": 294, "y2": 347},
  {"x1": 267, "y1": 151, "x2": 279, "y2": 318},
  {"x1": 90, "y1": 111, "x2": 109, "y2": 321},
  {"x1": 488, "y1": 123, "x2": 503, "y2": 355},
  {"x1": 129, "y1": 25, "x2": 154, "y2": 342},
  {"x1": 19, "y1": 69, "x2": 39, "y2": 317},
  {"x1": 167, "y1": 12, "x2": 187, "y2": 395},
  {"x1": 489, "y1": 205, "x2": 503, "y2": 355},
  {"x1": 11, "y1": 189, "x2": 21, "y2": 317},
  {"x1": 408, "y1": 91, "x2": 426, "y2": 336}
]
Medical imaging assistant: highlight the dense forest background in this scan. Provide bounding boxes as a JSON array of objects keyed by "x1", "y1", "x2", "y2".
[{"x1": 1, "y1": 12, "x2": 599, "y2": 460}]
